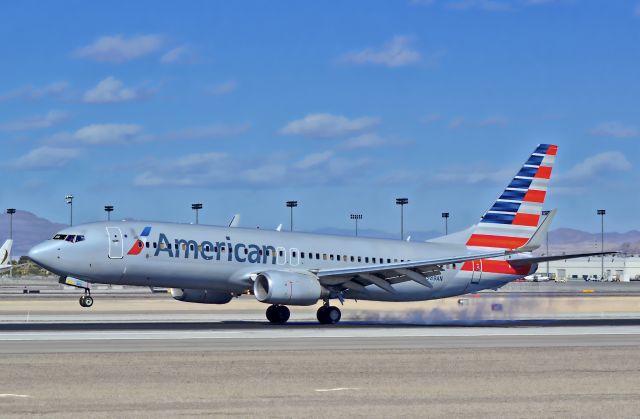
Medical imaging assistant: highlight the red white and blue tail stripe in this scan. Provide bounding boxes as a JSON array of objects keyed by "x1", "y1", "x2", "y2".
[{"x1": 466, "y1": 144, "x2": 557, "y2": 250}]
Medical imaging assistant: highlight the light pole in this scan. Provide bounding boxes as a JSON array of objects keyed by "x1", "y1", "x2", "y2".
[
  {"x1": 286, "y1": 201, "x2": 298, "y2": 232},
  {"x1": 192, "y1": 203, "x2": 203, "y2": 224},
  {"x1": 396, "y1": 198, "x2": 408, "y2": 240},
  {"x1": 104, "y1": 205, "x2": 114, "y2": 221},
  {"x1": 65, "y1": 195, "x2": 74, "y2": 226},
  {"x1": 597, "y1": 209, "x2": 606, "y2": 280},
  {"x1": 6, "y1": 208, "x2": 15, "y2": 277},
  {"x1": 542, "y1": 210, "x2": 550, "y2": 278},
  {"x1": 441, "y1": 212, "x2": 450, "y2": 235},
  {"x1": 350, "y1": 213, "x2": 362, "y2": 237}
]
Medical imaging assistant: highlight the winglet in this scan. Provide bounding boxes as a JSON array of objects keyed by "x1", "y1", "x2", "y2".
[{"x1": 511, "y1": 209, "x2": 556, "y2": 253}]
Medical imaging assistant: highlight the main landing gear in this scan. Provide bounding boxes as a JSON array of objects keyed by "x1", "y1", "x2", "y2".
[
  {"x1": 266, "y1": 304, "x2": 290, "y2": 324},
  {"x1": 264, "y1": 303, "x2": 342, "y2": 325},
  {"x1": 79, "y1": 291, "x2": 93, "y2": 308},
  {"x1": 317, "y1": 304, "x2": 341, "y2": 325}
]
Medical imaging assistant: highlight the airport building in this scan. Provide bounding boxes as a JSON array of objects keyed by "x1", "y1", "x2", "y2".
[{"x1": 534, "y1": 255, "x2": 640, "y2": 282}]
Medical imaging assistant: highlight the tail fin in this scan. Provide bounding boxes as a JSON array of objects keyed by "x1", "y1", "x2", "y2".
[
  {"x1": 465, "y1": 144, "x2": 557, "y2": 250},
  {"x1": 0, "y1": 239, "x2": 13, "y2": 265}
]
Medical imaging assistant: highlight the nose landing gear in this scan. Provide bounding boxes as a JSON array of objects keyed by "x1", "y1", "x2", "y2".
[{"x1": 79, "y1": 294, "x2": 93, "y2": 307}]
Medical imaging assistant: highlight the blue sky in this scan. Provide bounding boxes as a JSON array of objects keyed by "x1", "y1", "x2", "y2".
[{"x1": 1, "y1": 0, "x2": 639, "y2": 235}]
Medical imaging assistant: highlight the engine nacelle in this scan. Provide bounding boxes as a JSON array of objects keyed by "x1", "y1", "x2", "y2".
[
  {"x1": 170, "y1": 288, "x2": 233, "y2": 304},
  {"x1": 253, "y1": 271, "x2": 328, "y2": 306}
]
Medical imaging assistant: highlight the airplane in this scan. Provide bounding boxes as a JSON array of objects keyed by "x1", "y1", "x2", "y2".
[
  {"x1": 0, "y1": 239, "x2": 13, "y2": 272},
  {"x1": 27, "y1": 144, "x2": 613, "y2": 324}
]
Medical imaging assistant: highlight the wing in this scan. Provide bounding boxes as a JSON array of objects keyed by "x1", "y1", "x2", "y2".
[{"x1": 314, "y1": 250, "x2": 506, "y2": 293}]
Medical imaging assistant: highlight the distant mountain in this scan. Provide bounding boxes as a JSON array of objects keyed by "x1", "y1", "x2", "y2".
[
  {"x1": 0, "y1": 211, "x2": 66, "y2": 256},
  {"x1": 547, "y1": 228, "x2": 640, "y2": 254}
]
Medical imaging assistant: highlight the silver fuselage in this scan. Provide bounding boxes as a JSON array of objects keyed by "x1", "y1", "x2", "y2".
[{"x1": 28, "y1": 221, "x2": 536, "y2": 303}]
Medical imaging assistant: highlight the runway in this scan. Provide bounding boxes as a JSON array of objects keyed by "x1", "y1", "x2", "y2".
[{"x1": 2, "y1": 295, "x2": 640, "y2": 417}]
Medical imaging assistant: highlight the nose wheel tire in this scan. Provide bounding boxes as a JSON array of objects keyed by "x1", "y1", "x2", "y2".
[
  {"x1": 317, "y1": 305, "x2": 341, "y2": 324},
  {"x1": 79, "y1": 295, "x2": 94, "y2": 308},
  {"x1": 266, "y1": 305, "x2": 290, "y2": 324}
]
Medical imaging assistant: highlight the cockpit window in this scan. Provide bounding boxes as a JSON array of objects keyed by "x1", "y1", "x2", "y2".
[
  {"x1": 53, "y1": 234, "x2": 67, "y2": 240},
  {"x1": 65, "y1": 235, "x2": 76, "y2": 242},
  {"x1": 75, "y1": 235, "x2": 85, "y2": 242}
]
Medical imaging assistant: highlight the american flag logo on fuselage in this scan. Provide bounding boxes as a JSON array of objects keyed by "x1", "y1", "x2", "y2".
[{"x1": 466, "y1": 144, "x2": 557, "y2": 250}]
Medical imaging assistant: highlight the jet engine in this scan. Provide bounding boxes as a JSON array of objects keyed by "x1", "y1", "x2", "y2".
[
  {"x1": 170, "y1": 288, "x2": 233, "y2": 304},
  {"x1": 253, "y1": 271, "x2": 328, "y2": 306}
]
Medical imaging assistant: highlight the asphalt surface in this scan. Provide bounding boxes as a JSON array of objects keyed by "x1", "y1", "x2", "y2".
[{"x1": 2, "y1": 295, "x2": 640, "y2": 417}]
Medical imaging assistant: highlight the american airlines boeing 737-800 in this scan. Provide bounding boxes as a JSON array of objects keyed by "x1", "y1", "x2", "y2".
[{"x1": 27, "y1": 144, "x2": 610, "y2": 324}]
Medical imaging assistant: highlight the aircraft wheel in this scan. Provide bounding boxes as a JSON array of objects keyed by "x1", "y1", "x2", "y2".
[
  {"x1": 79, "y1": 296, "x2": 86, "y2": 307},
  {"x1": 266, "y1": 304, "x2": 277, "y2": 322},
  {"x1": 317, "y1": 306, "x2": 329, "y2": 324},
  {"x1": 326, "y1": 306, "x2": 341, "y2": 324},
  {"x1": 83, "y1": 296, "x2": 94, "y2": 307}
]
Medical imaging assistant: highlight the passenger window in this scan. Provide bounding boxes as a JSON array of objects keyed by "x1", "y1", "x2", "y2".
[
  {"x1": 153, "y1": 242, "x2": 157, "y2": 249},
  {"x1": 365, "y1": 257, "x2": 369, "y2": 263},
  {"x1": 205, "y1": 245, "x2": 210, "y2": 252},
  {"x1": 387, "y1": 258, "x2": 391, "y2": 264},
  {"x1": 292, "y1": 251, "x2": 297, "y2": 258},
  {"x1": 323, "y1": 254, "x2": 327, "y2": 260},
  {"x1": 316, "y1": 253, "x2": 320, "y2": 260},
  {"x1": 394, "y1": 259, "x2": 398, "y2": 263},
  {"x1": 160, "y1": 243, "x2": 166, "y2": 249},
  {"x1": 358, "y1": 256, "x2": 362, "y2": 263},
  {"x1": 301, "y1": 252, "x2": 305, "y2": 258},
  {"x1": 337, "y1": 255, "x2": 341, "y2": 261},
  {"x1": 330, "y1": 254, "x2": 334, "y2": 261},
  {"x1": 279, "y1": 250, "x2": 284, "y2": 257},
  {"x1": 350, "y1": 256, "x2": 354, "y2": 262},
  {"x1": 244, "y1": 248, "x2": 249, "y2": 255},
  {"x1": 259, "y1": 249, "x2": 263, "y2": 256},
  {"x1": 145, "y1": 242, "x2": 149, "y2": 248}
]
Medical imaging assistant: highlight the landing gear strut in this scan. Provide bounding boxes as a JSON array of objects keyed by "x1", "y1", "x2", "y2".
[
  {"x1": 266, "y1": 304, "x2": 290, "y2": 324},
  {"x1": 317, "y1": 303, "x2": 341, "y2": 324}
]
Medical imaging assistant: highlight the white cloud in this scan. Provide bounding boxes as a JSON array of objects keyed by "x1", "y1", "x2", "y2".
[
  {"x1": 342, "y1": 133, "x2": 388, "y2": 149},
  {"x1": 339, "y1": 36, "x2": 421, "y2": 68},
  {"x1": 167, "y1": 123, "x2": 250, "y2": 140},
  {"x1": 561, "y1": 152, "x2": 632, "y2": 182},
  {"x1": 11, "y1": 146, "x2": 81, "y2": 170},
  {"x1": 50, "y1": 123, "x2": 144, "y2": 145},
  {"x1": 73, "y1": 34, "x2": 164, "y2": 63},
  {"x1": 590, "y1": 122, "x2": 639, "y2": 138},
  {"x1": 160, "y1": 45, "x2": 195, "y2": 64},
  {"x1": 0, "y1": 110, "x2": 70, "y2": 131},
  {"x1": 448, "y1": 117, "x2": 464, "y2": 129},
  {"x1": 479, "y1": 116, "x2": 509, "y2": 127},
  {"x1": 0, "y1": 81, "x2": 69, "y2": 102},
  {"x1": 133, "y1": 150, "x2": 372, "y2": 188},
  {"x1": 73, "y1": 123, "x2": 143, "y2": 144},
  {"x1": 83, "y1": 76, "x2": 151, "y2": 103},
  {"x1": 433, "y1": 166, "x2": 515, "y2": 184},
  {"x1": 207, "y1": 80, "x2": 237, "y2": 96},
  {"x1": 280, "y1": 113, "x2": 380, "y2": 139},
  {"x1": 419, "y1": 114, "x2": 443, "y2": 124},
  {"x1": 295, "y1": 151, "x2": 335, "y2": 169}
]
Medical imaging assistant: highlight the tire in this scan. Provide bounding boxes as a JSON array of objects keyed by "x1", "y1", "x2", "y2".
[
  {"x1": 326, "y1": 306, "x2": 341, "y2": 324},
  {"x1": 84, "y1": 296, "x2": 94, "y2": 307},
  {"x1": 274, "y1": 305, "x2": 290, "y2": 324},
  {"x1": 79, "y1": 296, "x2": 86, "y2": 307},
  {"x1": 317, "y1": 306, "x2": 329, "y2": 324}
]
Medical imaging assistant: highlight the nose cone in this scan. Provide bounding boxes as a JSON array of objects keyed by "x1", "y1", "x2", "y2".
[{"x1": 28, "y1": 241, "x2": 59, "y2": 271}]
